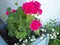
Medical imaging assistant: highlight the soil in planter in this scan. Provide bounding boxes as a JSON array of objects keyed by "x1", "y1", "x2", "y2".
[
  {"x1": 0, "y1": 29, "x2": 19, "y2": 45},
  {"x1": 0, "y1": 29, "x2": 40, "y2": 45}
]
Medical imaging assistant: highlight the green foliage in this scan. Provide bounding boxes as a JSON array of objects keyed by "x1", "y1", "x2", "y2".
[
  {"x1": 44, "y1": 19, "x2": 60, "y2": 45},
  {"x1": 44, "y1": 19, "x2": 60, "y2": 33},
  {"x1": 15, "y1": 2, "x2": 18, "y2": 6},
  {"x1": 7, "y1": 7, "x2": 35, "y2": 39},
  {"x1": 49, "y1": 39, "x2": 60, "y2": 45},
  {"x1": 27, "y1": 15, "x2": 35, "y2": 24},
  {"x1": 44, "y1": 19, "x2": 57, "y2": 30},
  {"x1": 7, "y1": 7, "x2": 11, "y2": 12},
  {"x1": 55, "y1": 25, "x2": 60, "y2": 33}
]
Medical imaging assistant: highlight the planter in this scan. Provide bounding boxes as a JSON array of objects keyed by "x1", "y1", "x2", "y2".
[
  {"x1": 32, "y1": 36, "x2": 49, "y2": 45},
  {"x1": 0, "y1": 28, "x2": 49, "y2": 45},
  {"x1": 0, "y1": 18, "x2": 7, "y2": 30},
  {"x1": 0, "y1": 36, "x2": 7, "y2": 45}
]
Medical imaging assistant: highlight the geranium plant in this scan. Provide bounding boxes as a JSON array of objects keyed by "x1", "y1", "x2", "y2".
[{"x1": 6, "y1": 0, "x2": 42, "y2": 40}]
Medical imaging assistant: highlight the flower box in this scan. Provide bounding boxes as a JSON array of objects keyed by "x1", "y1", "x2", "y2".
[
  {"x1": 0, "y1": 18, "x2": 7, "y2": 30},
  {"x1": 0, "y1": 36, "x2": 7, "y2": 45},
  {"x1": 0, "y1": 35, "x2": 49, "y2": 45},
  {"x1": 32, "y1": 36, "x2": 49, "y2": 45}
]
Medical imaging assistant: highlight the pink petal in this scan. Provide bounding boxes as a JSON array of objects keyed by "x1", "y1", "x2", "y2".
[
  {"x1": 6, "y1": 11, "x2": 10, "y2": 15},
  {"x1": 12, "y1": 9, "x2": 16, "y2": 12},
  {"x1": 29, "y1": 20, "x2": 42, "y2": 31},
  {"x1": 38, "y1": 9, "x2": 42, "y2": 15},
  {"x1": 34, "y1": 1, "x2": 41, "y2": 8}
]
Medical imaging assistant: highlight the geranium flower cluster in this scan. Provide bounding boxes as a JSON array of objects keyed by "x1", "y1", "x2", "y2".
[
  {"x1": 30, "y1": 20, "x2": 42, "y2": 31},
  {"x1": 22, "y1": 1, "x2": 42, "y2": 15},
  {"x1": 6, "y1": 1, "x2": 42, "y2": 31}
]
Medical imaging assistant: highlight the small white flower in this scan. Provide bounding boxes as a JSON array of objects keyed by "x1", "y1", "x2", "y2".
[
  {"x1": 30, "y1": 39, "x2": 34, "y2": 41},
  {"x1": 55, "y1": 35, "x2": 57, "y2": 37},
  {"x1": 32, "y1": 35, "x2": 35, "y2": 38},
  {"x1": 57, "y1": 32, "x2": 59, "y2": 35},
  {"x1": 28, "y1": 37, "x2": 30, "y2": 39},
  {"x1": 41, "y1": 29, "x2": 45, "y2": 31},
  {"x1": 54, "y1": 35, "x2": 57, "y2": 39},
  {"x1": 40, "y1": 36, "x2": 43, "y2": 40},
  {"x1": 52, "y1": 29, "x2": 54, "y2": 31},
  {"x1": 22, "y1": 43, "x2": 25, "y2": 45},
  {"x1": 53, "y1": 34, "x2": 56, "y2": 36},
  {"x1": 14, "y1": 43, "x2": 17, "y2": 45},
  {"x1": 45, "y1": 30, "x2": 46, "y2": 32},
  {"x1": 47, "y1": 34, "x2": 49, "y2": 36},
  {"x1": 19, "y1": 39, "x2": 22, "y2": 42},
  {"x1": 23, "y1": 41, "x2": 25, "y2": 43},
  {"x1": 50, "y1": 34, "x2": 52, "y2": 36},
  {"x1": 51, "y1": 36, "x2": 54, "y2": 39},
  {"x1": 42, "y1": 34, "x2": 45, "y2": 36},
  {"x1": 25, "y1": 39, "x2": 28, "y2": 43}
]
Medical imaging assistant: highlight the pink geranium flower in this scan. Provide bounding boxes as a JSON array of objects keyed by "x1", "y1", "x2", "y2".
[
  {"x1": 12, "y1": 9, "x2": 16, "y2": 12},
  {"x1": 34, "y1": 1, "x2": 41, "y2": 9},
  {"x1": 22, "y1": 1, "x2": 42, "y2": 15},
  {"x1": 37, "y1": 9, "x2": 42, "y2": 14},
  {"x1": 30, "y1": 20, "x2": 42, "y2": 31},
  {"x1": 6, "y1": 11, "x2": 10, "y2": 15}
]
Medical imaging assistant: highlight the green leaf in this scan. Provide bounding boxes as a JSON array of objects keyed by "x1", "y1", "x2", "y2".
[
  {"x1": 8, "y1": 26, "x2": 16, "y2": 37},
  {"x1": 15, "y1": 31, "x2": 26, "y2": 39},
  {"x1": 27, "y1": 15, "x2": 35, "y2": 24},
  {"x1": 49, "y1": 39, "x2": 60, "y2": 45},
  {"x1": 7, "y1": 7, "x2": 11, "y2": 12},
  {"x1": 15, "y1": 2, "x2": 18, "y2": 6},
  {"x1": 34, "y1": 29, "x2": 40, "y2": 35}
]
